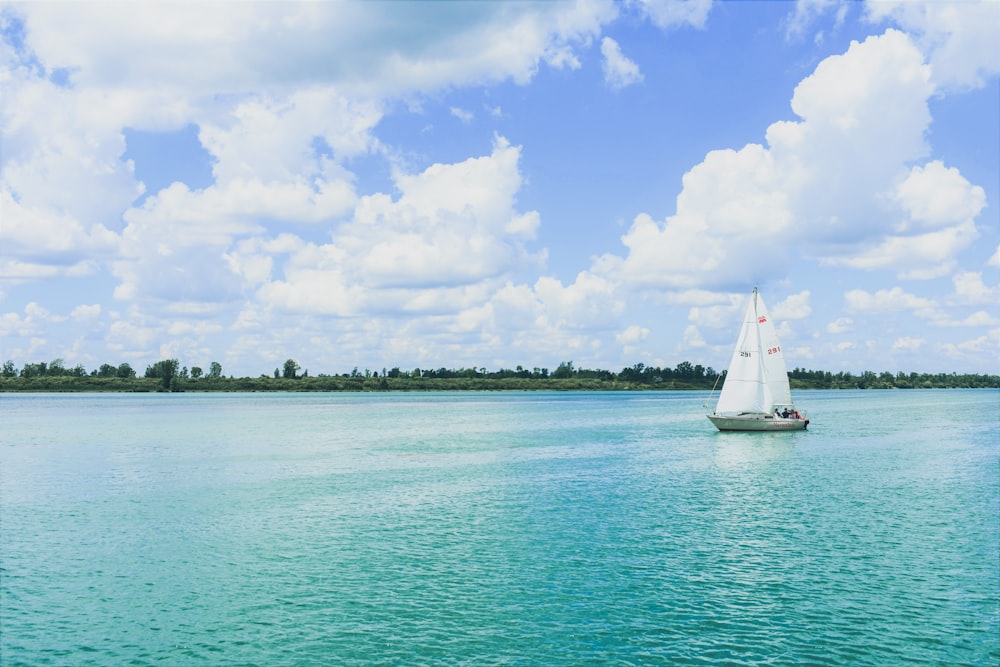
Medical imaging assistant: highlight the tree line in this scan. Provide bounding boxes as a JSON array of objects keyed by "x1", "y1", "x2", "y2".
[{"x1": 2, "y1": 357, "x2": 997, "y2": 392}]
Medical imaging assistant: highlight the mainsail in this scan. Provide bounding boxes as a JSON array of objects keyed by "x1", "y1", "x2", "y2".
[{"x1": 714, "y1": 288, "x2": 792, "y2": 415}]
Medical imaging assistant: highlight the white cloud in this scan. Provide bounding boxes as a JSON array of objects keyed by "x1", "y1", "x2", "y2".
[
  {"x1": 843, "y1": 287, "x2": 936, "y2": 314},
  {"x1": 933, "y1": 311, "x2": 1000, "y2": 328},
  {"x1": 789, "y1": 1, "x2": 1000, "y2": 92},
  {"x1": 255, "y1": 138, "x2": 544, "y2": 316},
  {"x1": 166, "y1": 321, "x2": 224, "y2": 337},
  {"x1": 632, "y1": 0, "x2": 713, "y2": 30},
  {"x1": 816, "y1": 160, "x2": 987, "y2": 279},
  {"x1": 0, "y1": 192, "x2": 117, "y2": 268},
  {"x1": 599, "y1": 28, "x2": 987, "y2": 290},
  {"x1": 10, "y1": 2, "x2": 616, "y2": 96},
  {"x1": 3, "y1": 1, "x2": 616, "y2": 301},
  {"x1": 865, "y1": 0, "x2": 1000, "y2": 92},
  {"x1": 688, "y1": 293, "x2": 747, "y2": 330},
  {"x1": 950, "y1": 271, "x2": 1000, "y2": 307},
  {"x1": 959, "y1": 311, "x2": 999, "y2": 327},
  {"x1": 941, "y1": 331, "x2": 999, "y2": 358},
  {"x1": 682, "y1": 325, "x2": 706, "y2": 348},
  {"x1": 617, "y1": 325, "x2": 650, "y2": 345},
  {"x1": 822, "y1": 219, "x2": 979, "y2": 279},
  {"x1": 892, "y1": 161, "x2": 986, "y2": 231},
  {"x1": 826, "y1": 317, "x2": 853, "y2": 334},
  {"x1": 533, "y1": 271, "x2": 623, "y2": 329},
  {"x1": 2, "y1": 1, "x2": 995, "y2": 376},
  {"x1": 450, "y1": 106, "x2": 474, "y2": 124},
  {"x1": 601, "y1": 143, "x2": 793, "y2": 290},
  {"x1": 600, "y1": 37, "x2": 643, "y2": 90},
  {"x1": 892, "y1": 336, "x2": 925, "y2": 351},
  {"x1": 772, "y1": 291, "x2": 812, "y2": 320},
  {"x1": 199, "y1": 90, "x2": 381, "y2": 184},
  {"x1": 0, "y1": 302, "x2": 68, "y2": 337},
  {"x1": 106, "y1": 319, "x2": 157, "y2": 355},
  {"x1": 70, "y1": 304, "x2": 101, "y2": 321},
  {"x1": 786, "y1": 0, "x2": 848, "y2": 41}
]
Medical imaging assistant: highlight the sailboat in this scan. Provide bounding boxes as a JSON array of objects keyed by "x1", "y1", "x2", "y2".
[{"x1": 707, "y1": 288, "x2": 809, "y2": 431}]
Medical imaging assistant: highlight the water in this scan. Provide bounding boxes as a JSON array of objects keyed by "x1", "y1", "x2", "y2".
[{"x1": 1, "y1": 390, "x2": 997, "y2": 666}]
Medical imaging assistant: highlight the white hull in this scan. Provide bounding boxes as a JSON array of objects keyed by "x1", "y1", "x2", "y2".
[{"x1": 707, "y1": 413, "x2": 809, "y2": 432}]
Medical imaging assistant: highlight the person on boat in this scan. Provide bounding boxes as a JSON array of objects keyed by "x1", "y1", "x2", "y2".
[{"x1": 781, "y1": 408, "x2": 790, "y2": 418}]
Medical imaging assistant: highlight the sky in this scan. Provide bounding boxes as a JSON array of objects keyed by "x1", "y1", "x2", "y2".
[{"x1": 1, "y1": 0, "x2": 999, "y2": 378}]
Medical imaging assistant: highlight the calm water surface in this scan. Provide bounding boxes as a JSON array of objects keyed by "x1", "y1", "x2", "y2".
[{"x1": 1, "y1": 390, "x2": 997, "y2": 665}]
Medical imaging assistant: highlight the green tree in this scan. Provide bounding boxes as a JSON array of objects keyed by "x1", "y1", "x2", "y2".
[
  {"x1": 145, "y1": 359, "x2": 180, "y2": 389},
  {"x1": 283, "y1": 359, "x2": 300, "y2": 379},
  {"x1": 190, "y1": 366, "x2": 203, "y2": 379},
  {"x1": 117, "y1": 363, "x2": 136, "y2": 378},
  {"x1": 552, "y1": 361, "x2": 575, "y2": 379},
  {"x1": 21, "y1": 362, "x2": 46, "y2": 378},
  {"x1": 209, "y1": 362, "x2": 223, "y2": 378},
  {"x1": 1, "y1": 360, "x2": 16, "y2": 377}
]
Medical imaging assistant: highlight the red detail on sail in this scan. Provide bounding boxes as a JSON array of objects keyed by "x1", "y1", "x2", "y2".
[{"x1": 758, "y1": 316, "x2": 767, "y2": 323}]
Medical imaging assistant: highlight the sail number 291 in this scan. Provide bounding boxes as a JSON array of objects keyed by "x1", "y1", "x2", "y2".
[{"x1": 742, "y1": 346, "x2": 780, "y2": 358}]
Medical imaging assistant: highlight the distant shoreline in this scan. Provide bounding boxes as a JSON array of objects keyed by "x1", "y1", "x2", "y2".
[{"x1": 3, "y1": 374, "x2": 998, "y2": 393}]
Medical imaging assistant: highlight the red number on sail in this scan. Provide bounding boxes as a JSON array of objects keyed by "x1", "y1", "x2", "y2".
[{"x1": 758, "y1": 316, "x2": 767, "y2": 323}]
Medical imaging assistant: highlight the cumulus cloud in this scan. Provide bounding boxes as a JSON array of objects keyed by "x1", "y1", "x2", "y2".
[
  {"x1": 682, "y1": 325, "x2": 707, "y2": 348},
  {"x1": 821, "y1": 160, "x2": 986, "y2": 279},
  {"x1": 598, "y1": 143, "x2": 793, "y2": 290},
  {"x1": 892, "y1": 336, "x2": 925, "y2": 351},
  {"x1": 865, "y1": 0, "x2": 1000, "y2": 92},
  {"x1": 941, "y1": 332, "x2": 998, "y2": 358},
  {"x1": 617, "y1": 324, "x2": 650, "y2": 345},
  {"x1": 788, "y1": 1, "x2": 1000, "y2": 92},
  {"x1": 254, "y1": 138, "x2": 544, "y2": 316},
  {"x1": 0, "y1": 302, "x2": 67, "y2": 337},
  {"x1": 892, "y1": 161, "x2": 986, "y2": 231},
  {"x1": 1, "y1": 1, "x2": 995, "y2": 375},
  {"x1": 2, "y1": 1, "x2": 616, "y2": 302},
  {"x1": 598, "y1": 27, "x2": 987, "y2": 290},
  {"x1": 950, "y1": 271, "x2": 1000, "y2": 306},
  {"x1": 826, "y1": 317, "x2": 853, "y2": 334},
  {"x1": 772, "y1": 291, "x2": 812, "y2": 320},
  {"x1": 843, "y1": 287, "x2": 936, "y2": 314},
  {"x1": 600, "y1": 37, "x2": 643, "y2": 90}
]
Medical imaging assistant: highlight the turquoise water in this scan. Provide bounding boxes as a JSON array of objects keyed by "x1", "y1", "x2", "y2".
[{"x1": 1, "y1": 390, "x2": 997, "y2": 666}]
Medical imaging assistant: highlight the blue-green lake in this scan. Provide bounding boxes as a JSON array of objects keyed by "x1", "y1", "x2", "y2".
[{"x1": 1, "y1": 390, "x2": 997, "y2": 665}]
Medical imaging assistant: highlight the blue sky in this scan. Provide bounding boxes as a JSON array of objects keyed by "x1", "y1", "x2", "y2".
[{"x1": 2, "y1": 0, "x2": 998, "y2": 377}]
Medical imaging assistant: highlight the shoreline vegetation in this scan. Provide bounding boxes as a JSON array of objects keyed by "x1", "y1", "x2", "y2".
[{"x1": 2, "y1": 358, "x2": 998, "y2": 393}]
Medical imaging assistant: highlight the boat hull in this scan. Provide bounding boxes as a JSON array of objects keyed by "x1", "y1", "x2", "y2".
[{"x1": 707, "y1": 413, "x2": 808, "y2": 432}]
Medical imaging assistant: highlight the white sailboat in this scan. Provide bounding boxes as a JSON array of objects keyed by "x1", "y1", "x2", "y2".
[{"x1": 707, "y1": 288, "x2": 809, "y2": 431}]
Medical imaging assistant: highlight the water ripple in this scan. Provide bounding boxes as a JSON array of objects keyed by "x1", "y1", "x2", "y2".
[{"x1": 1, "y1": 390, "x2": 997, "y2": 666}]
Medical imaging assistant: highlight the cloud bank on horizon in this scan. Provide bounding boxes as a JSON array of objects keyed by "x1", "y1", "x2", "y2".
[{"x1": 2, "y1": 0, "x2": 998, "y2": 376}]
